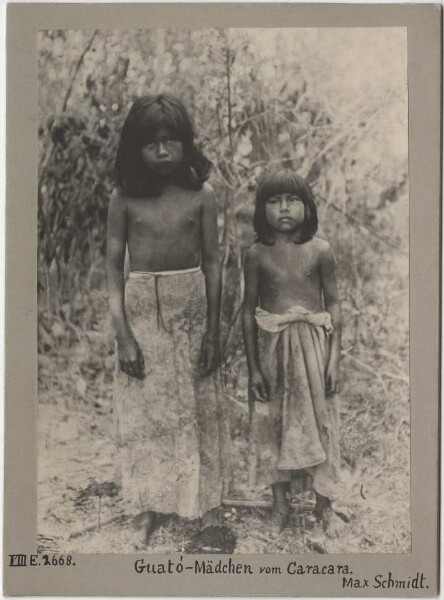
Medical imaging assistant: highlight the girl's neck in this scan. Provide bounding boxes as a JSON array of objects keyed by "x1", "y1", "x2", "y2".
[
  {"x1": 273, "y1": 230, "x2": 304, "y2": 245},
  {"x1": 151, "y1": 167, "x2": 184, "y2": 189}
]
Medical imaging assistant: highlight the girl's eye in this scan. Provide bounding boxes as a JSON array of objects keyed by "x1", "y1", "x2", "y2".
[
  {"x1": 289, "y1": 196, "x2": 301, "y2": 203},
  {"x1": 143, "y1": 138, "x2": 180, "y2": 150}
]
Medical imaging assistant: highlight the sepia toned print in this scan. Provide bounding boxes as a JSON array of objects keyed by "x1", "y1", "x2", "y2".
[{"x1": 37, "y1": 27, "x2": 410, "y2": 555}]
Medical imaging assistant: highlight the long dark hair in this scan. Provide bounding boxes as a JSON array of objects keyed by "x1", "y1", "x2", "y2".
[
  {"x1": 254, "y1": 169, "x2": 318, "y2": 245},
  {"x1": 114, "y1": 93, "x2": 212, "y2": 197}
]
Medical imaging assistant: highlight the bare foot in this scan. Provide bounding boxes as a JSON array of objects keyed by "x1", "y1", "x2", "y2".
[
  {"x1": 270, "y1": 503, "x2": 289, "y2": 535},
  {"x1": 133, "y1": 510, "x2": 158, "y2": 545},
  {"x1": 202, "y1": 507, "x2": 221, "y2": 529},
  {"x1": 320, "y1": 507, "x2": 348, "y2": 537}
]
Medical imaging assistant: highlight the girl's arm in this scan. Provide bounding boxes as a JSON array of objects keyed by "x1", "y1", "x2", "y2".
[
  {"x1": 200, "y1": 184, "x2": 221, "y2": 374},
  {"x1": 242, "y1": 247, "x2": 267, "y2": 401},
  {"x1": 106, "y1": 190, "x2": 144, "y2": 379},
  {"x1": 319, "y1": 243, "x2": 342, "y2": 395}
]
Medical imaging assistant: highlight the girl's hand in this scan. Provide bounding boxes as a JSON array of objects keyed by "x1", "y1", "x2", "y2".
[
  {"x1": 249, "y1": 370, "x2": 268, "y2": 402},
  {"x1": 118, "y1": 336, "x2": 145, "y2": 380},
  {"x1": 325, "y1": 360, "x2": 340, "y2": 396},
  {"x1": 199, "y1": 331, "x2": 220, "y2": 376}
]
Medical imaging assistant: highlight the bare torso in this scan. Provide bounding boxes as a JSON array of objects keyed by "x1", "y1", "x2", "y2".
[
  {"x1": 125, "y1": 184, "x2": 203, "y2": 271},
  {"x1": 256, "y1": 237, "x2": 327, "y2": 314}
]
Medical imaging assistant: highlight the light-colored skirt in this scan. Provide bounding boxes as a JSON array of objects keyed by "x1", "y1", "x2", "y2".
[
  {"x1": 249, "y1": 305, "x2": 340, "y2": 499},
  {"x1": 114, "y1": 268, "x2": 231, "y2": 519}
]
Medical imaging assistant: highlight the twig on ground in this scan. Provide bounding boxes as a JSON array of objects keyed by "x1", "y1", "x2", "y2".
[
  {"x1": 223, "y1": 498, "x2": 272, "y2": 508},
  {"x1": 68, "y1": 515, "x2": 128, "y2": 540},
  {"x1": 380, "y1": 371, "x2": 409, "y2": 385},
  {"x1": 255, "y1": 532, "x2": 275, "y2": 544}
]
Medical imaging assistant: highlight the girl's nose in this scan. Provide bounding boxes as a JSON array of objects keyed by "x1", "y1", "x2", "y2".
[
  {"x1": 280, "y1": 199, "x2": 289, "y2": 212},
  {"x1": 156, "y1": 142, "x2": 168, "y2": 157}
]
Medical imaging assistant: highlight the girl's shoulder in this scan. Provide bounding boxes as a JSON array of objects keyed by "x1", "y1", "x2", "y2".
[
  {"x1": 311, "y1": 235, "x2": 332, "y2": 252},
  {"x1": 245, "y1": 242, "x2": 268, "y2": 265},
  {"x1": 200, "y1": 182, "x2": 216, "y2": 203},
  {"x1": 110, "y1": 186, "x2": 130, "y2": 203},
  {"x1": 309, "y1": 236, "x2": 336, "y2": 264},
  {"x1": 108, "y1": 187, "x2": 131, "y2": 218},
  {"x1": 197, "y1": 183, "x2": 217, "y2": 216}
]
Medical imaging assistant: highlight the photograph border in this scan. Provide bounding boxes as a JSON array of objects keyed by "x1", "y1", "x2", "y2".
[{"x1": 4, "y1": 3, "x2": 441, "y2": 596}]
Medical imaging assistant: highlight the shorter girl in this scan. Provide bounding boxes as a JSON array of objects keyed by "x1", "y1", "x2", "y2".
[{"x1": 242, "y1": 169, "x2": 344, "y2": 536}]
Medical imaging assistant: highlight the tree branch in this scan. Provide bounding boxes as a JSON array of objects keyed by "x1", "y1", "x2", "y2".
[
  {"x1": 326, "y1": 200, "x2": 406, "y2": 254},
  {"x1": 62, "y1": 30, "x2": 98, "y2": 112}
]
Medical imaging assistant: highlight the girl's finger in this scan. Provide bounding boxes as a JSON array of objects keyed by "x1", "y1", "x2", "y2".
[
  {"x1": 128, "y1": 362, "x2": 140, "y2": 378},
  {"x1": 136, "y1": 356, "x2": 145, "y2": 375},
  {"x1": 253, "y1": 385, "x2": 265, "y2": 402},
  {"x1": 258, "y1": 381, "x2": 268, "y2": 401},
  {"x1": 326, "y1": 382, "x2": 336, "y2": 396},
  {"x1": 325, "y1": 377, "x2": 332, "y2": 394},
  {"x1": 137, "y1": 348, "x2": 145, "y2": 369},
  {"x1": 251, "y1": 387, "x2": 260, "y2": 401},
  {"x1": 206, "y1": 353, "x2": 214, "y2": 373},
  {"x1": 208, "y1": 351, "x2": 217, "y2": 373},
  {"x1": 135, "y1": 369, "x2": 144, "y2": 380},
  {"x1": 201, "y1": 351, "x2": 211, "y2": 375},
  {"x1": 129, "y1": 360, "x2": 140, "y2": 373},
  {"x1": 254, "y1": 389, "x2": 262, "y2": 402}
]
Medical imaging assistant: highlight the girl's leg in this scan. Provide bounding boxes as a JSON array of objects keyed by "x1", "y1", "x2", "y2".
[
  {"x1": 289, "y1": 471, "x2": 312, "y2": 525},
  {"x1": 134, "y1": 510, "x2": 158, "y2": 545},
  {"x1": 314, "y1": 492, "x2": 347, "y2": 537},
  {"x1": 271, "y1": 482, "x2": 290, "y2": 532},
  {"x1": 272, "y1": 481, "x2": 289, "y2": 511},
  {"x1": 289, "y1": 469, "x2": 308, "y2": 497}
]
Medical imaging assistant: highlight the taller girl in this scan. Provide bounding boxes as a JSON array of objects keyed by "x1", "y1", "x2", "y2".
[{"x1": 107, "y1": 94, "x2": 230, "y2": 545}]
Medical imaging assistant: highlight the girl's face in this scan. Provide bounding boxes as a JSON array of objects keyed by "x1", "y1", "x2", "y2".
[
  {"x1": 140, "y1": 125, "x2": 184, "y2": 177},
  {"x1": 265, "y1": 193, "x2": 305, "y2": 233}
]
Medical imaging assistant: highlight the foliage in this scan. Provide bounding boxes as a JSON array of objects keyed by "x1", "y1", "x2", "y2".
[{"x1": 38, "y1": 28, "x2": 410, "y2": 553}]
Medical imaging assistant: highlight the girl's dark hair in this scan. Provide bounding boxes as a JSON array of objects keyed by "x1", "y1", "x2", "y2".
[
  {"x1": 114, "y1": 93, "x2": 212, "y2": 197},
  {"x1": 254, "y1": 169, "x2": 318, "y2": 245}
]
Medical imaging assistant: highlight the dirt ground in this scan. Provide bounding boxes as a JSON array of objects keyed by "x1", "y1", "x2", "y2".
[{"x1": 38, "y1": 344, "x2": 411, "y2": 556}]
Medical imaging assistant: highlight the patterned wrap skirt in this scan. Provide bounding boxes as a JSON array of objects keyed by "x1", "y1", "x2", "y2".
[{"x1": 114, "y1": 267, "x2": 231, "y2": 519}]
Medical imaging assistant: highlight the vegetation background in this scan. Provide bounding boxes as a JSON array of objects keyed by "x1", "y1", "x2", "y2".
[{"x1": 38, "y1": 28, "x2": 410, "y2": 554}]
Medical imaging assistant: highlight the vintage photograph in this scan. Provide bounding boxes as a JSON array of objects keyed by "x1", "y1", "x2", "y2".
[{"x1": 37, "y1": 27, "x2": 410, "y2": 555}]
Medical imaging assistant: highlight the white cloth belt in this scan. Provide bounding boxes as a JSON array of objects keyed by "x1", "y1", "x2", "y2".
[{"x1": 255, "y1": 305, "x2": 333, "y2": 334}]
